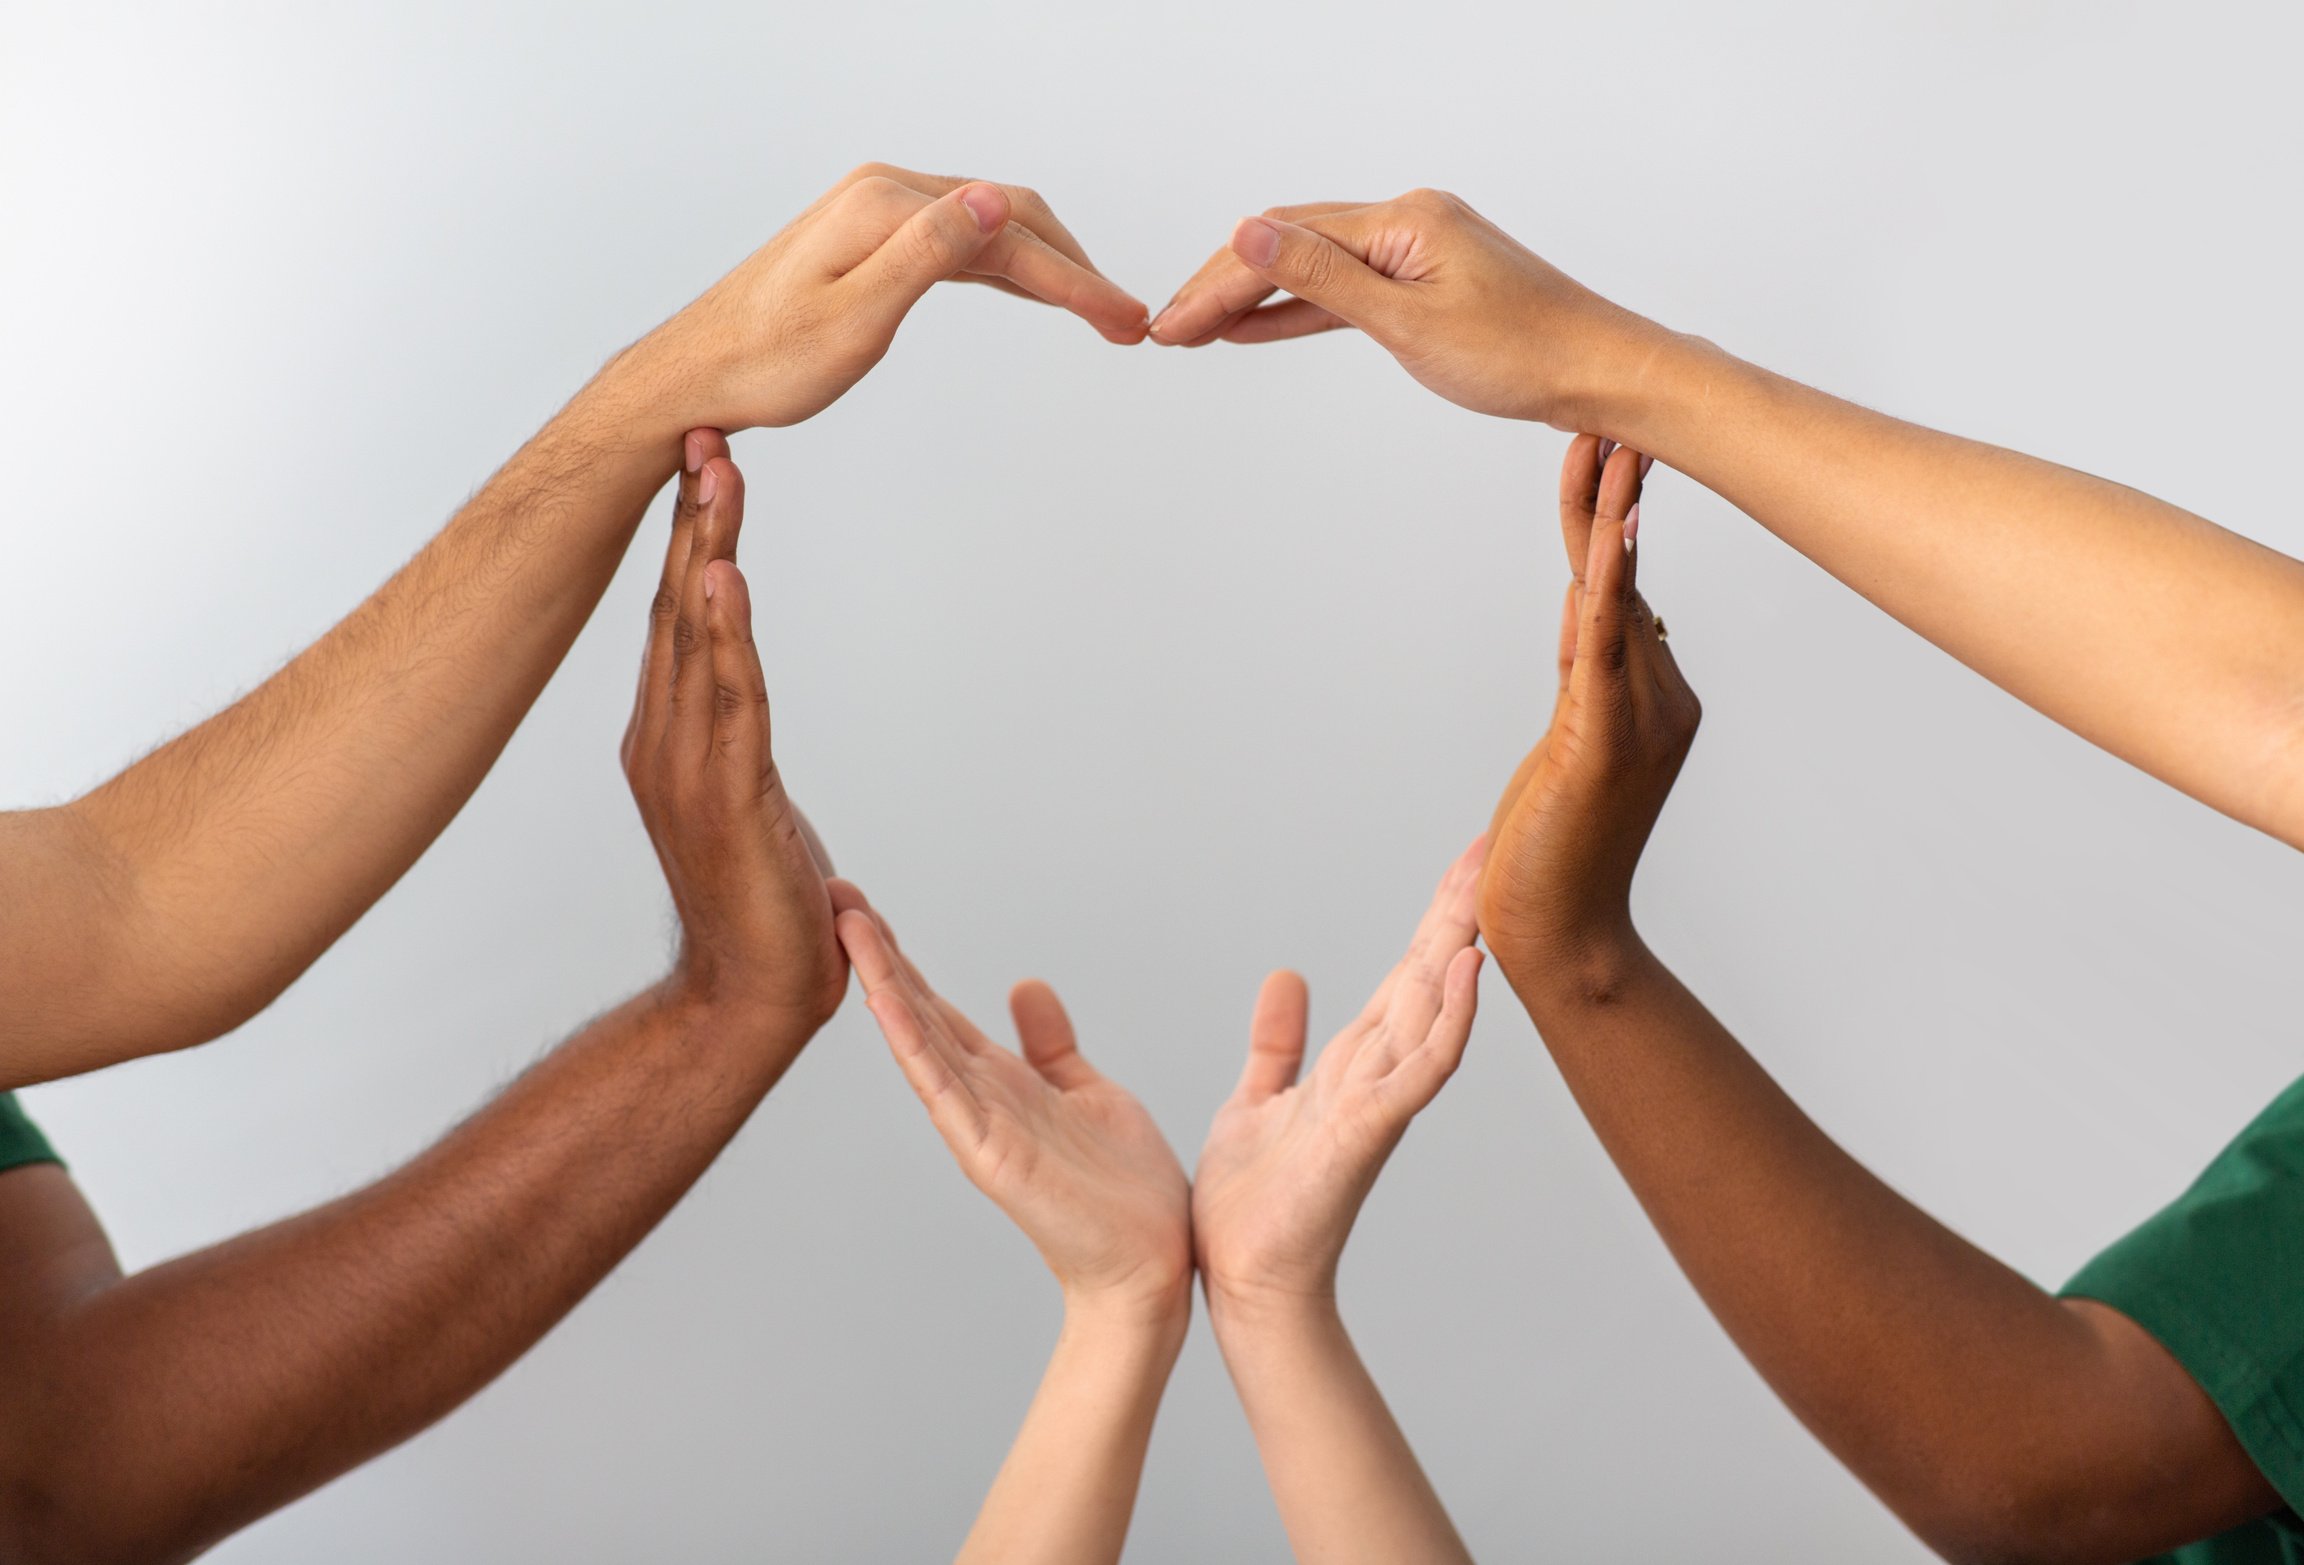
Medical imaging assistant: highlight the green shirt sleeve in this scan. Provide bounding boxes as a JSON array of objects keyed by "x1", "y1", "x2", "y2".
[
  {"x1": 0, "y1": 1090, "x2": 60, "y2": 1175},
  {"x1": 2063, "y1": 1074, "x2": 2304, "y2": 1541}
]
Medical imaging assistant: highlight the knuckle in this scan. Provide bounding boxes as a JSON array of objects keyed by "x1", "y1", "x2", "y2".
[
  {"x1": 1292, "y1": 239, "x2": 1337, "y2": 294},
  {"x1": 648, "y1": 585, "x2": 680, "y2": 623},
  {"x1": 671, "y1": 615, "x2": 707, "y2": 661},
  {"x1": 843, "y1": 160, "x2": 896, "y2": 186}
]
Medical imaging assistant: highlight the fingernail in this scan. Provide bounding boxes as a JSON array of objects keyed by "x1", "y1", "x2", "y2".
[
  {"x1": 1625, "y1": 503, "x2": 1641, "y2": 542},
  {"x1": 683, "y1": 434, "x2": 703, "y2": 474},
  {"x1": 1147, "y1": 305, "x2": 1175, "y2": 340},
  {"x1": 958, "y1": 184, "x2": 1004, "y2": 234},
  {"x1": 1597, "y1": 438, "x2": 1618, "y2": 466},
  {"x1": 697, "y1": 464, "x2": 719, "y2": 504},
  {"x1": 1638, "y1": 454, "x2": 1655, "y2": 480},
  {"x1": 703, "y1": 563, "x2": 718, "y2": 601},
  {"x1": 1232, "y1": 216, "x2": 1282, "y2": 269}
]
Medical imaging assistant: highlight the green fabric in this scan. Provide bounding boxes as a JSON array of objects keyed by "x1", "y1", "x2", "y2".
[
  {"x1": 0, "y1": 1090, "x2": 59, "y2": 1174},
  {"x1": 2062, "y1": 1075, "x2": 2304, "y2": 1563}
]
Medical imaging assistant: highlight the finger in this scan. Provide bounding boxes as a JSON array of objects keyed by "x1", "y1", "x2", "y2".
[
  {"x1": 1376, "y1": 836, "x2": 1489, "y2": 1048},
  {"x1": 702, "y1": 560, "x2": 774, "y2": 805},
  {"x1": 1559, "y1": 433, "x2": 1605, "y2": 590},
  {"x1": 1218, "y1": 298, "x2": 1350, "y2": 345},
  {"x1": 964, "y1": 220, "x2": 1149, "y2": 342},
  {"x1": 1235, "y1": 970, "x2": 1310, "y2": 1103},
  {"x1": 666, "y1": 456, "x2": 746, "y2": 768},
  {"x1": 826, "y1": 877, "x2": 868, "y2": 918},
  {"x1": 1567, "y1": 470, "x2": 1636, "y2": 714},
  {"x1": 838, "y1": 182, "x2": 1011, "y2": 314},
  {"x1": 1394, "y1": 947, "x2": 1484, "y2": 1099},
  {"x1": 839, "y1": 912, "x2": 987, "y2": 1144},
  {"x1": 624, "y1": 429, "x2": 728, "y2": 769},
  {"x1": 848, "y1": 167, "x2": 1112, "y2": 278},
  {"x1": 851, "y1": 898, "x2": 989, "y2": 1058},
  {"x1": 1148, "y1": 201, "x2": 1367, "y2": 344},
  {"x1": 1219, "y1": 214, "x2": 1413, "y2": 342},
  {"x1": 1010, "y1": 980, "x2": 1099, "y2": 1090}
]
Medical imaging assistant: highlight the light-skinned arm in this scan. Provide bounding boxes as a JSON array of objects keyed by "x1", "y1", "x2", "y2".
[
  {"x1": 0, "y1": 442, "x2": 852, "y2": 1565},
  {"x1": 1473, "y1": 436, "x2": 2278, "y2": 1563},
  {"x1": 0, "y1": 164, "x2": 1147, "y2": 1089},
  {"x1": 1191, "y1": 843, "x2": 1487, "y2": 1565},
  {"x1": 836, "y1": 891, "x2": 1191, "y2": 1565},
  {"x1": 1149, "y1": 193, "x2": 2304, "y2": 849}
]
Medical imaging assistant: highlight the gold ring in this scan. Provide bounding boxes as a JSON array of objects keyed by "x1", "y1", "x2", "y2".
[{"x1": 1653, "y1": 615, "x2": 1670, "y2": 642}]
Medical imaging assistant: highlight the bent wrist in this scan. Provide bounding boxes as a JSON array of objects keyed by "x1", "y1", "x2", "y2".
[{"x1": 1491, "y1": 927, "x2": 1660, "y2": 1025}]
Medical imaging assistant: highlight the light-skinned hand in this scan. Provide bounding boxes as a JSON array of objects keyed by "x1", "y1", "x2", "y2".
[
  {"x1": 1192, "y1": 841, "x2": 1486, "y2": 1321},
  {"x1": 836, "y1": 890, "x2": 1193, "y2": 1324}
]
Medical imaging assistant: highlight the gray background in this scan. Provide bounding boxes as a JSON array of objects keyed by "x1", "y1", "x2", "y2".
[{"x1": 4, "y1": 1, "x2": 2300, "y2": 1558}]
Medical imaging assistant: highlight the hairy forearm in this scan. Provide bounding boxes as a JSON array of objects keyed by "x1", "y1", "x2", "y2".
[
  {"x1": 959, "y1": 1297, "x2": 1187, "y2": 1565},
  {"x1": 0, "y1": 983, "x2": 808, "y2": 1565},
  {"x1": 1504, "y1": 939, "x2": 2271, "y2": 1561},
  {"x1": 1211, "y1": 1295, "x2": 1472, "y2": 1565},
  {"x1": 1581, "y1": 330, "x2": 2304, "y2": 848},
  {"x1": 0, "y1": 355, "x2": 690, "y2": 1087}
]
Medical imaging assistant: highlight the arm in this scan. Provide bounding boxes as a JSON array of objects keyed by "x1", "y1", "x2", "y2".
[
  {"x1": 0, "y1": 164, "x2": 1147, "y2": 1089},
  {"x1": 1191, "y1": 846, "x2": 1486, "y2": 1565},
  {"x1": 1149, "y1": 193, "x2": 2304, "y2": 848},
  {"x1": 0, "y1": 441, "x2": 849, "y2": 1565},
  {"x1": 835, "y1": 895, "x2": 1191, "y2": 1565},
  {"x1": 1476, "y1": 438, "x2": 2279, "y2": 1563}
]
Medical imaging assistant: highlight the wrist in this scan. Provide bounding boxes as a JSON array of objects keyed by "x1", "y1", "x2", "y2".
[
  {"x1": 648, "y1": 977, "x2": 822, "y2": 1066},
  {"x1": 1204, "y1": 1277, "x2": 1343, "y2": 1345},
  {"x1": 1060, "y1": 1281, "x2": 1193, "y2": 1358},
  {"x1": 1566, "y1": 325, "x2": 1747, "y2": 460},
  {"x1": 1491, "y1": 925, "x2": 1657, "y2": 1025}
]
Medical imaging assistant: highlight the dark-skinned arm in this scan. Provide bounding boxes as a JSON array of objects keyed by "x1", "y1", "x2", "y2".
[{"x1": 1477, "y1": 438, "x2": 2278, "y2": 1564}]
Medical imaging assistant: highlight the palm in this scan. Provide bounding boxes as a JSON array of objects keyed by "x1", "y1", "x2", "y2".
[
  {"x1": 1194, "y1": 845, "x2": 1487, "y2": 1306},
  {"x1": 836, "y1": 895, "x2": 1190, "y2": 1307}
]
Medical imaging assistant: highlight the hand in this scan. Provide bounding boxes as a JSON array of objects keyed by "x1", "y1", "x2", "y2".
[
  {"x1": 622, "y1": 431, "x2": 845, "y2": 1036},
  {"x1": 1147, "y1": 189, "x2": 1663, "y2": 429},
  {"x1": 626, "y1": 163, "x2": 1149, "y2": 432},
  {"x1": 1192, "y1": 842, "x2": 1486, "y2": 1320},
  {"x1": 835, "y1": 890, "x2": 1193, "y2": 1322},
  {"x1": 1478, "y1": 436, "x2": 1700, "y2": 992}
]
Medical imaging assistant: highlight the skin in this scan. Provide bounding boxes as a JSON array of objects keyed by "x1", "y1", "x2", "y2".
[
  {"x1": 0, "y1": 448, "x2": 857, "y2": 1565},
  {"x1": 1478, "y1": 437, "x2": 2279, "y2": 1562},
  {"x1": 835, "y1": 894, "x2": 1192, "y2": 1565},
  {"x1": 1149, "y1": 189, "x2": 2304, "y2": 852},
  {"x1": 1194, "y1": 845, "x2": 1487, "y2": 1565},
  {"x1": 0, "y1": 162, "x2": 1146, "y2": 1090}
]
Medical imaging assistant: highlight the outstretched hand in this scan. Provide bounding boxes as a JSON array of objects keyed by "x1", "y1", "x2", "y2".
[
  {"x1": 622, "y1": 432, "x2": 846, "y2": 1039},
  {"x1": 1148, "y1": 189, "x2": 1657, "y2": 431},
  {"x1": 836, "y1": 889, "x2": 1193, "y2": 1322},
  {"x1": 1479, "y1": 435, "x2": 1700, "y2": 993},
  {"x1": 1192, "y1": 841, "x2": 1487, "y2": 1320},
  {"x1": 634, "y1": 163, "x2": 1149, "y2": 434}
]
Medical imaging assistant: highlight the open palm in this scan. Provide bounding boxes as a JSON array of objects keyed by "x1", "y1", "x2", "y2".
[
  {"x1": 1194, "y1": 841, "x2": 1486, "y2": 1312},
  {"x1": 835, "y1": 888, "x2": 1191, "y2": 1314}
]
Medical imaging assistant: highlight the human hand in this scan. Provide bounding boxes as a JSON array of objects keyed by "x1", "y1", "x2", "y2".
[
  {"x1": 835, "y1": 890, "x2": 1193, "y2": 1324},
  {"x1": 625, "y1": 164, "x2": 1148, "y2": 433},
  {"x1": 1478, "y1": 436, "x2": 1700, "y2": 998},
  {"x1": 621, "y1": 431, "x2": 845, "y2": 1039},
  {"x1": 1192, "y1": 842, "x2": 1486, "y2": 1323},
  {"x1": 1146, "y1": 189, "x2": 1664, "y2": 429}
]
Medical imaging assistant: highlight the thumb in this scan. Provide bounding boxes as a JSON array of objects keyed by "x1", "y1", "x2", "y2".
[
  {"x1": 1230, "y1": 215, "x2": 1408, "y2": 336},
  {"x1": 845, "y1": 182, "x2": 1010, "y2": 310}
]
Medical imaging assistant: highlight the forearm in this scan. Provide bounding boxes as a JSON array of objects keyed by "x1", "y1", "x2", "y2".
[
  {"x1": 2, "y1": 983, "x2": 807, "y2": 1565},
  {"x1": 1211, "y1": 1295, "x2": 1472, "y2": 1565},
  {"x1": 0, "y1": 354, "x2": 688, "y2": 1086},
  {"x1": 959, "y1": 1296, "x2": 1187, "y2": 1565},
  {"x1": 1582, "y1": 329, "x2": 2304, "y2": 847},
  {"x1": 1506, "y1": 938, "x2": 2270, "y2": 1559}
]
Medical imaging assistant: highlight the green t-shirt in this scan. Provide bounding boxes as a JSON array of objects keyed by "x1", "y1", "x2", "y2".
[
  {"x1": 0, "y1": 1090, "x2": 59, "y2": 1175},
  {"x1": 2063, "y1": 1075, "x2": 2304, "y2": 1563}
]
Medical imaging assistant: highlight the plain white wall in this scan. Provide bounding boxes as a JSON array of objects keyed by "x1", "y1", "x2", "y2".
[{"x1": 4, "y1": 1, "x2": 2301, "y2": 1557}]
